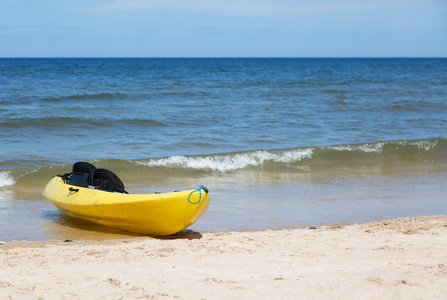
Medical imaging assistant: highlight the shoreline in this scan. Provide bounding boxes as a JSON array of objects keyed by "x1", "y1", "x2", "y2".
[{"x1": 2, "y1": 215, "x2": 447, "y2": 299}]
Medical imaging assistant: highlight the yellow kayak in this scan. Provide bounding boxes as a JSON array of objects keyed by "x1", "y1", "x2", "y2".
[{"x1": 43, "y1": 175, "x2": 210, "y2": 236}]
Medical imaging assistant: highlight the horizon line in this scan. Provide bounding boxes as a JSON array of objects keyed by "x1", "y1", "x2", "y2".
[{"x1": 1, "y1": 56, "x2": 446, "y2": 59}]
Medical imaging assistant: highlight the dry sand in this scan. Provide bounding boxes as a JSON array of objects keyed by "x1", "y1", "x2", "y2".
[{"x1": 1, "y1": 216, "x2": 447, "y2": 299}]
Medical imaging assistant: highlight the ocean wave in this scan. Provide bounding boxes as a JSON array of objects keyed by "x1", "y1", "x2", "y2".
[
  {"x1": 321, "y1": 139, "x2": 439, "y2": 153},
  {"x1": 1, "y1": 138, "x2": 446, "y2": 188},
  {"x1": 139, "y1": 148, "x2": 314, "y2": 172},
  {"x1": 41, "y1": 92, "x2": 128, "y2": 102},
  {"x1": 137, "y1": 138, "x2": 445, "y2": 172},
  {"x1": 0, "y1": 171, "x2": 15, "y2": 188},
  {"x1": 0, "y1": 117, "x2": 167, "y2": 129},
  {"x1": 384, "y1": 100, "x2": 447, "y2": 113}
]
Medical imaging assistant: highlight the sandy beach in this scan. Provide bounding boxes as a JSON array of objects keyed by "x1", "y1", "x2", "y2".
[{"x1": 1, "y1": 216, "x2": 447, "y2": 299}]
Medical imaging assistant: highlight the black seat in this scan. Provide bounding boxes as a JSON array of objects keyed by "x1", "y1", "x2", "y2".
[
  {"x1": 68, "y1": 174, "x2": 89, "y2": 187},
  {"x1": 92, "y1": 168, "x2": 126, "y2": 193},
  {"x1": 72, "y1": 162, "x2": 96, "y2": 185}
]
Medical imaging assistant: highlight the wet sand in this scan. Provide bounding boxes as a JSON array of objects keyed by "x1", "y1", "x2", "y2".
[{"x1": 1, "y1": 216, "x2": 447, "y2": 299}]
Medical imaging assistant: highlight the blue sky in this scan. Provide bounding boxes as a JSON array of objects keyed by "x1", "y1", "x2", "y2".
[{"x1": 0, "y1": 0, "x2": 446, "y2": 57}]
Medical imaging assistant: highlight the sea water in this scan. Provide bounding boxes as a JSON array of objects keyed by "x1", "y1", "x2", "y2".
[{"x1": 0, "y1": 58, "x2": 446, "y2": 241}]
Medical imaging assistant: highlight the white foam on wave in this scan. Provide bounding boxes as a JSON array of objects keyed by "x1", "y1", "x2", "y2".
[
  {"x1": 141, "y1": 148, "x2": 314, "y2": 172},
  {"x1": 325, "y1": 142, "x2": 384, "y2": 153},
  {"x1": 324, "y1": 139, "x2": 439, "y2": 154},
  {"x1": 0, "y1": 171, "x2": 15, "y2": 188},
  {"x1": 397, "y1": 139, "x2": 438, "y2": 151}
]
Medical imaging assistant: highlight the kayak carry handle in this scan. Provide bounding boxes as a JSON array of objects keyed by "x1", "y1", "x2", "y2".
[
  {"x1": 188, "y1": 185, "x2": 208, "y2": 204},
  {"x1": 69, "y1": 187, "x2": 79, "y2": 193}
]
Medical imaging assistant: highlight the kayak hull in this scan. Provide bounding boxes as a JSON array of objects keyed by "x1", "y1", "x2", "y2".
[{"x1": 43, "y1": 176, "x2": 209, "y2": 235}]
